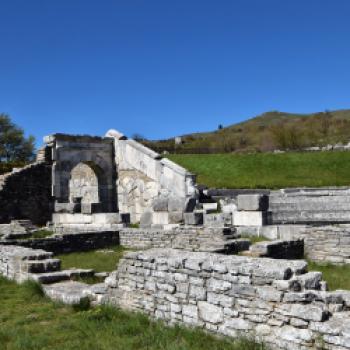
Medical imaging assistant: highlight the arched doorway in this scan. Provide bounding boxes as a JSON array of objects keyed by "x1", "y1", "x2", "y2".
[{"x1": 69, "y1": 162, "x2": 100, "y2": 205}]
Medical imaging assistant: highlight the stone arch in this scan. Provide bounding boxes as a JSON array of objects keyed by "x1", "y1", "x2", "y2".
[
  {"x1": 51, "y1": 134, "x2": 117, "y2": 213},
  {"x1": 69, "y1": 162, "x2": 101, "y2": 204}
]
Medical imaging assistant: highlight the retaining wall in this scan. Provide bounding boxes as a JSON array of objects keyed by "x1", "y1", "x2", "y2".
[
  {"x1": 106, "y1": 248, "x2": 350, "y2": 350},
  {"x1": 0, "y1": 163, "x2": 53, "y2": 225},
  {"x1": 0, "y1": 231, "x2": 120, "y2": 255}
]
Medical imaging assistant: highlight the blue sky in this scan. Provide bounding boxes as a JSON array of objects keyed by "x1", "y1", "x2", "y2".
[{"x1": 0, "y1": 0, "x2": 350, "y2": 146}]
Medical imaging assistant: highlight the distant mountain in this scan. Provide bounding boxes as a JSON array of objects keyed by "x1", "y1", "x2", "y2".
[{"x1": 142, "y1": 109, "x2": 350, "y2": 154}]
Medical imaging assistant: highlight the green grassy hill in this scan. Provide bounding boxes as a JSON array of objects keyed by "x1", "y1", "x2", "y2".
[
  {"x1": 144, "y1": 109, "x2": 350, "y2": 154},
  {"x1": 168, "y1": 151, "x2": 350, "y2": 189}
]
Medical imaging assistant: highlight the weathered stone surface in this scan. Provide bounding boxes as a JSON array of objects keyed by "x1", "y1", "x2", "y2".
[
  {"x1": 106, "y1": 248, "x2": 350, "y2": 350},
  {"x1": 237, "y1": 194, "x2": 269, "y2": 211},
  {"x1": 198, "y1": 301, "x2": 223, "y2": 324}
]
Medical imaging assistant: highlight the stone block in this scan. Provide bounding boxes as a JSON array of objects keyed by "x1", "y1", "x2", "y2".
[
  {"x1": 198, "y1": 301, "x2": 223, "y2": 324},
  {"x1": 81, "y1": 203, "x2": 102, "y2": 214},
  {"x1": 202, "y1": 202, "x2": 218, "y2": 213},
  {"x1": 152, "y1": 212, "x2": 170, "y2": 225},
  {"x1": 140, "y1": 211, "x2": 153, "y2": 227},
  {"x1": 152, "y1": 197, "x2": 168, "y2": 212},
  {"x1": 184, "y1": 212, "x2": 203, "y2": 225},
  {"x1": 168, "y1": 196, "x2": 185, "y2": 212},
  {"x1": 92, "y1": 213, "x2": 121, "y2": 224},
  {"x1": 204, "y1": 213, "x2": 232, "y2": 227},
  {"x1": 169, "y1": 211, "x2": 183, "y2": 224},
  {"x1": 233, "y1": 211, "x2": 267, "y2": 226},
  {"x1": 237, "y1": 194, "x2": 269, "y2": 211}
]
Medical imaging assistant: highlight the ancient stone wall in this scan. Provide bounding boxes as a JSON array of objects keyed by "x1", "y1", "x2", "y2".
[
  {"x1": 106, "y1": 248, "x2": 350, "y2": 350},
  {"x1": 106, "y1": 130, "x2": 197, "y2": 223},
  {"x1": 119, "y1": 228, "x2": 248, "y2": 254},
  {"x1": 238, "y1": 224, "x2": 350, "y2": 265},
  {"x1": 0, "y1": 231, "x2": 120, "y2": 255},
  {"x1": 0, "y1": 163, "x2": 53, "y2": 225}
]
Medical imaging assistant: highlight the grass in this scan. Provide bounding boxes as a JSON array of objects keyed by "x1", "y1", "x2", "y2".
[
  {"x1": 57, "y1": 245, "x2": 127, "y2": 273},
  {"x1": 0, "y1": 276, "x2": 266, "y2": 350},
  {"x1": 168, "y1": 151, "x2": 350, "y2": 188},
  {"x1": 239, "y1": 235, "x2": 270, "y2": 244},
  {"x1": 308, "y1": 261, "x2": 350, "y2": 291},
  {"x1": 22, "y1": 229, "x2": 54, "y2": 240}
]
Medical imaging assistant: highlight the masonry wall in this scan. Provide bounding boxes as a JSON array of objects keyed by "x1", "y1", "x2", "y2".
[
  {"x1": 0, "y1": 231, "x2": 120, "y2": 255},
  {"x1": 239, "y1": 224, "x2": 350, "y2": 265},
  {"x1": 119, "y1": 228, "x2": 253, "y2": 255},
  {"x1": 106, "y1": 129, "x2": 197, "y2": 223},
  {"x1": 106, "y1": 248, "x2": 350, "y2": 350},
  {"x1": 0, "y1": 163, "x2": 53, "y2": 225}
]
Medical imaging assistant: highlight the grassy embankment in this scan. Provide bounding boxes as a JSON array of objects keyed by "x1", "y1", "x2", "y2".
[
  {"x1": 0, "y1": 277, "x2": 265, "y2": 350},
  {"x1": 168, "y1": 151, "x2": 350, "y2": 189}
]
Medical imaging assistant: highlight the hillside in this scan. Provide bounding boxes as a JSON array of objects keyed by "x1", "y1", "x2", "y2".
[
  {"x1": 167, "y1": 151, "x2": 350, "y2": 189},
  {"x1": 143, "y1": 109, "x2": 350, "y2": 154}
]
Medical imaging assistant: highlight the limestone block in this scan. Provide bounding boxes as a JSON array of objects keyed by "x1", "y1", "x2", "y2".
[
  {"x1": 152, "y1": 212, "x2": 170, "y2": 225},
  {"x1": 202, "y1": 203, "x2": 218, "y2": 213},
  {"x1": 198, "y1": 301, "x2": 223, "y2": 324},
  {"x1": 168, "y1": 196, "x2": 185, "y2": 212},
  {"x1": 184, "y1": 212, "x2": 203, "y2": 225},
  {"x1": 91, "y1": 213, "x2": 121, "y2": 224},
  {"x1": 237, "y1": 194, "x2": 269, "y2": 211},
  {"x1": 152, "y1": 197, "x2": 168, "y2": 212},
  {"x1": 81, "y1": 203, "x2": 102, "y2": 214},
  {"x1": 233, "y1": 211, "x2": 267, "y2": 226},
  {"x1": 169, "y1": 211, "x2": 183, "y2": 224},
  {"x1": 140, "y1": 211, "x2": 153, "y2": 227},
  {"x1": 204, "y1": 213, "x2": 232, "y2": 227}
]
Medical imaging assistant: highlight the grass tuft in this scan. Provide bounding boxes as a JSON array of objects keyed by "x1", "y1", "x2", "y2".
[
  {"x1": 307, "y1": 260, "x2": 350, "y2": 291},
  {"x1": 22, "y1": 279, "x2": 44, "y2": 299},
  {"x1": 72, "y1": 297, "x2": 90, "y2": 312}
]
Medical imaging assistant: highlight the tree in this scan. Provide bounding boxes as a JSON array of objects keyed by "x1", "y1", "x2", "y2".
[
  {"x1": 131, "y1": 133, "x2": 146, "y2": 141},
  {"x1": 0, "y1": 114, "x2": 35, "y2": 162}
]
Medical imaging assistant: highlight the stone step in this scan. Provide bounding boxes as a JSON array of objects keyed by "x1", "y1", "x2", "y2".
[
  {"x1": 25, "y1": 258, "x2": 61, "y2": 273},
  {"x1": 269, "y1": 195, "x2": 350, "y2": 204},
  {"x1": 269, "y1": 202, "x2": 350, "y2": 211},
  {"x1": 270, "y1": 211, "x2": 350, "y2": 224},
  {"x1": 30, "y1": 269, "x2": 94, "y2": 284},
  {"x1": 16, "y1": 249, "x2": 53, "y2": 261},
  {"x1": 43, "y1": 281, "x2": 89, "y2": 304}
]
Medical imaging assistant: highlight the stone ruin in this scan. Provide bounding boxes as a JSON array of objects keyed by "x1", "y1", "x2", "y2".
[
  {"x1": 0, "y1": 130, "x2": 197, "y2": 229},
  {"x1": 2, "y1": 129, "x2": 350, "y2": 349}
]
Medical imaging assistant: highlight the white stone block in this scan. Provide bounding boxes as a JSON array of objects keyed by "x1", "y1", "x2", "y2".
[
  {"x1": 202, "y1": 203, "x2": 218, "y2": 213},
  {"x1": 92, "y1": 213, "x2": 121, "y2": 224},
  {"x1": 233, "y1": 211, "x2": 266, "y2": 226},
  {"x1": 237, "y1": 194, "x2": 268, "y2": 211},
  {"x1": 152, "y1": 212, "x2": 170, "y2": 225}
]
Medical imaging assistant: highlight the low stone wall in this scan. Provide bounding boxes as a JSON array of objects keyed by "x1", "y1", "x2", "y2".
[
  {"x1": 0, "y1": 245, "x2": 55, "y2": 282},
  {"x1": 247, "y1": 240, "x2": 304, "y2": 260},
  {"x1": 106, "y1": 248, "x2": 350, "y2": 350},
  {"x1": 238, "y1": 224, "x2": 350, "y2": 264},
  {"x1": 0, "y1": 231, "x2": 120, "y2": 255},
  {"x1": 119, "y1": 228, "x2": 248, "y2": 254}
]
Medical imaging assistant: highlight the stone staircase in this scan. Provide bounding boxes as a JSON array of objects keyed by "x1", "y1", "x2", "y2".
[
  {"x1": 269, "y1": 192, "x2": 350, "y2": 224},
  {"x1": 0, "y1": 245, "x2": 93, "y2": 284}
]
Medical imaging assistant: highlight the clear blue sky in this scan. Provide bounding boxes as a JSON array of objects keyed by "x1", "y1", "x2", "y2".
[{"x1": 1, "y1": 0, "x2": 350, "y2": 146}]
